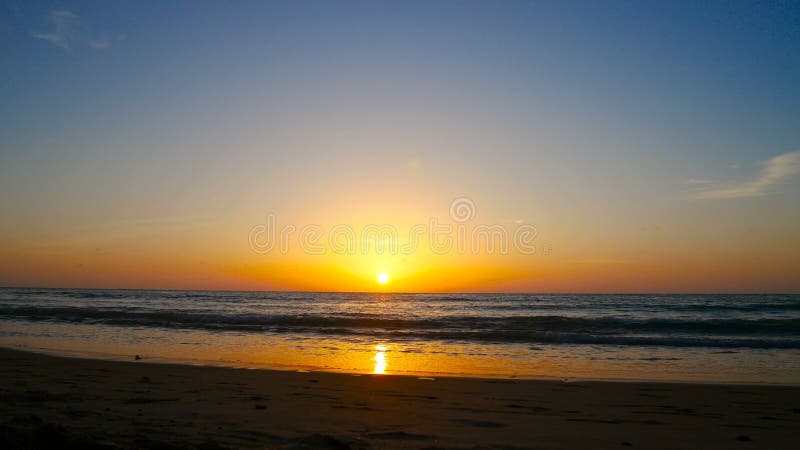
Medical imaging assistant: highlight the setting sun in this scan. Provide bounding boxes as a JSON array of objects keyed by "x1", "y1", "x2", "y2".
[{"x1": 376, "y1": 272, "x2": 390, "y2": 285}]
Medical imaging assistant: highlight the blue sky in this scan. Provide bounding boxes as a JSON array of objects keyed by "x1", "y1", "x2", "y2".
[{"x1": 1, "y1": 1, "x2": 799, "y2": 291}]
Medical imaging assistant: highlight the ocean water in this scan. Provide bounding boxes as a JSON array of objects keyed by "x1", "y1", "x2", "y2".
[{"x1": 1, "y1": 288, "x2": 798, "y2": 383}]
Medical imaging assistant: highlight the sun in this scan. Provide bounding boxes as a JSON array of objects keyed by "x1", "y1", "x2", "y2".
[{"x1": 376, "y1": 272, "x2": 390, "y2": 285}]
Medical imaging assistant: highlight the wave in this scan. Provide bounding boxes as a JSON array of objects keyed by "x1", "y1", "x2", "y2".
[
  {"x1": 4, "y1": 289, "x2": 798, "y2": 310},
  {"x1": 2, "y1": 305, "x2": 798, "y2": 349}
]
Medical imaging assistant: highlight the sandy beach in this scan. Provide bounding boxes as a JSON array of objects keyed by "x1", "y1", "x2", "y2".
[{"x1": 0, "y1": 348, "x2": 798, "y2": 449}]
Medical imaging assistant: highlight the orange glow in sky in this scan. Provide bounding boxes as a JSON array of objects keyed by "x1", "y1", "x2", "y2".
[{"x1": 2, "y1": 3, "x2": 799, "y2": 294}]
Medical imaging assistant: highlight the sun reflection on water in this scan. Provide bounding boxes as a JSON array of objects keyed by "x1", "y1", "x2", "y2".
[{"x1": 373, "y1": 344, "x2": 387, "y2": 374}]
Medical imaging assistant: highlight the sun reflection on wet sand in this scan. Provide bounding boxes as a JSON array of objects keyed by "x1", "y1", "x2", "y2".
[
  {"x1": 373, "y1": 345, "x2": 387, "y2": 374},
  {"x1": 6, "y1": 320, "x2": 796, "y2": 383}
]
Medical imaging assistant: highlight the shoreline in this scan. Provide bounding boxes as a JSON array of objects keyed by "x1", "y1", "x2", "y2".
[
  {"x1": 1, "y1": 347, "x2": 799, "y2": 449},
  {"x1": 4, "y1": 343, "x2": 800, "y2": 387}
]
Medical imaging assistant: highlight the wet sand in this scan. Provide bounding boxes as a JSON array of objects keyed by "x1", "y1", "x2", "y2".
[{"x1": 0, "y1": 347, "x2": 798, "y2": 449}]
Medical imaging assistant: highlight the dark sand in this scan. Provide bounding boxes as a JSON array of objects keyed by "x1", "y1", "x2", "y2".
[{"x1": 0, "y1": 347, "x2": 798, "y2": 449}]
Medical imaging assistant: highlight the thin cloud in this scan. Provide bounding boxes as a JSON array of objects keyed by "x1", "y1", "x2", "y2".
[
  {"x1": 31, "y1": 32, "x2": 68, "y2": 47},
  {"x1": 32, "y1": 9, "x2": 77, "y2": 49},
  {"x1": 32, "y1": 9, "x2": 113, "y2": 50},
  {"x1": 695, "y1": 150, "x2": 800, "y2": 199}
]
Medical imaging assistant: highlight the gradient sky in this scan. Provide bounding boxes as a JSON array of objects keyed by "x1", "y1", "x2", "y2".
[{"x1": 1, "y1": 0, "x2": 799, "y2": 292}]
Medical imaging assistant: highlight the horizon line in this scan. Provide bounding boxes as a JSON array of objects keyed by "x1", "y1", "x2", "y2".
[{"x1": 1, "y1": 284, "x2": 797, "y2": 296}]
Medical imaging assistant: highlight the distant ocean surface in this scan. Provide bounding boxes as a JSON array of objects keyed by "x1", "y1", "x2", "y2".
[{"x1": 1, "y1": 288, "x2": 799, "y2": 383}]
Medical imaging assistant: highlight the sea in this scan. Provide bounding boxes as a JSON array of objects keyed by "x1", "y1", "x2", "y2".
[{"x1": 1, "y1": 288, "x2": 798, "y2": 383}]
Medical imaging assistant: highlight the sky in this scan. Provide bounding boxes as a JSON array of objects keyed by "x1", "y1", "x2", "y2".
[{"x1": 1, "y1": 0, "x2": 799, "y2": 293}]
